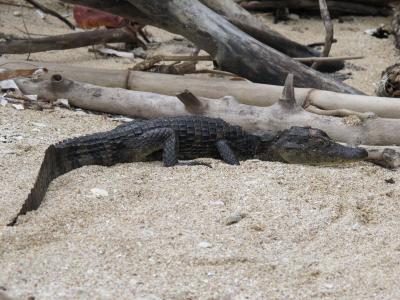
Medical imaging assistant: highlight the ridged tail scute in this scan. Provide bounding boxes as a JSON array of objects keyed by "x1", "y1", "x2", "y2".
[{"x1": 7, "y1": 145, "x2": 63, "y2": 226}]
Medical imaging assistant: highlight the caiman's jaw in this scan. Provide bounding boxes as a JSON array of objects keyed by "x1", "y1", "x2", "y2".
[{"x1": 269, "y1": 127, "x2": 368, "y2": 165}]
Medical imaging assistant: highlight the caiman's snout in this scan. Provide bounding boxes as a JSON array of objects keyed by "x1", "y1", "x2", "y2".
[
  {"x1": 271, "y1": 127, "x2": 368, "y2": 165},
  {"x1": 341, "y1": 146, "x2": 368, "y2": 161}
]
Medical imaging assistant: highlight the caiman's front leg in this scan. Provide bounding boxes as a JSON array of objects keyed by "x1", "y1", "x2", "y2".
[
  {"x1": 216, "y1": 140, "x2": 239, "y2": 165},
  {"x1": 127, "y1": 128, "x2": 178, "y2": 166}
]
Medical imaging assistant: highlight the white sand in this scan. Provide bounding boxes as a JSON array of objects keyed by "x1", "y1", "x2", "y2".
[{"x1": 1, "y1": 2, "x2": 400, "y2": 299}]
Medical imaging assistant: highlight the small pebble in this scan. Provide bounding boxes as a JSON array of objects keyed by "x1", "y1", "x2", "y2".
[
  {"x1": 31, "y1": 122, "x2": 46, "y2": 128},
  {"x1": 324, "y1": 283, "x2": 334, "y2": 289},
  {"x1": 90, "y1": 188, "x2": 109, "y2": 197},
  {"x1": 225, "y1": 212, "x2": 246, "y2": 225},
  {"x1": 198, "y1": 241, "x2": 212, "y2": 248},
  {"x1": 352, "y1": 223, "x2": 360, "y2": 231},
  {"x1": 12, "y1": 135, "x2": 23, "y2": 141},
  {"x1": 209, "y1": 200, "x2": 225, "y2": 206},
  {"x1": 13, "y1": 11, "x2": 21, "y2": 17}
]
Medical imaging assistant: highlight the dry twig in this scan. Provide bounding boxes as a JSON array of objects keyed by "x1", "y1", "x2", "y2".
[
  {"x1": 312, "y1": 0, "x2": 334, "y2": 69},
  {"x1": 24, "y1": 0, "x2": 75, "y2": 29}
]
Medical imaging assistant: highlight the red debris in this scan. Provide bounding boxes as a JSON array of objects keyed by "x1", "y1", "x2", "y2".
[{"x1": 73, "y1": 5, "x2": 126, "y2": 29}]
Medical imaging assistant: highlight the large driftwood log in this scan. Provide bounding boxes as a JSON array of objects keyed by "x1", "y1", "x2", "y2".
[
  {"x1": 2, "y1": 60, "x2": 399, "y2": 118},
  {"x1": 61, "y1": 0, "x2": 361, "y2": 94},
  {"x1": 200, "y1": 0, "x2": 343, "y2": 72},
  {"x1": 0, "y1": 28, "x2": 135, "y2": 54},
  {"x1": 241, "y1": 0, "x2": 392, "y2": 16},
  {"x1": 60, "y1": 0, "x2": 341, "y2": 71},
  {"x1": 13, "y1": 74, "x2": 400, "y2": 146}
]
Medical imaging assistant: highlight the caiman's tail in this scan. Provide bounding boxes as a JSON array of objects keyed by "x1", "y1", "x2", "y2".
[
  {"x1": 7, "y1": 136, "x2": 120, "y2": 226},
  {"x1": 7, "y1": 145, "x2": 66, "y2": 226}
]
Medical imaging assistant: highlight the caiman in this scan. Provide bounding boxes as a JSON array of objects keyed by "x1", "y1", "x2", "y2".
[{"x1": 7, "y1": 83, "x2": 367, "y2": 226}]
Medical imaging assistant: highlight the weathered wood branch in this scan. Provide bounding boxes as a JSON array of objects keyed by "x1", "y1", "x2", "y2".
[
  {"x1": 13, "y1": 75, "x2": 400, "y2": 146},
  {"x1": 240, "y1": 0, "x2": 392, "y2": 16},
  {"x1": 2, "y1": 60, "x2": 399, "y2": 118},
  {"x1": 60, "y1": 0, "x2": 361, "y2": 94},
  {"x1": 199, "y1": 0, "x2": 343, "y2": 72},
  {"x1": 311, "y1": 0, "x2": 333, "y2": 70},
  {"x1": 0, "y1": 28, "x2": 136, "y2": 54}
]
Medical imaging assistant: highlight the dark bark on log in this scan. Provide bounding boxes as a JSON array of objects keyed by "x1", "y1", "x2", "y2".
[
  {"x1": 0, "y1": 28, "x2": 135, "y2": 54},
  {"x1": 61, "y1": 0, "x2": 361, "y2": 94},
  {"x1": 241, "y1": 0, "x2": 392, "y2": 16}
]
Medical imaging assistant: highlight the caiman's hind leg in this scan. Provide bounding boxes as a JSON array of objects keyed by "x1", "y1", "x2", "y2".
[
  {"x1": 216, "y1": 140, "x2": 239, "y2": 165},
  {"x1": 127, "y1": 128, "x2": 178, "y2": 166}
]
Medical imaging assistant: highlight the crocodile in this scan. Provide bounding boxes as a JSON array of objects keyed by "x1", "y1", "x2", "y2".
[{"x1": 7, "y1": 83, "x2": 367, "y2": 226}]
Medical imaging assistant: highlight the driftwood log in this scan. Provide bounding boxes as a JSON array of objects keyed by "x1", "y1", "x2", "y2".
[
  {"x1": 0, "y1": 28, "x2": 136, "y2": 55},
  {"x1": 12, "y1": 74, "x2": 400, "y2": 146},
  {"x1": 56, "y1": 0, "x2": 343, "y2": 72},
  {"x1": 200, "y1": 0, "x2": 343, "y2": 72},
  {"x1": 60, "y1": 0, "x2": 361, "y2": 94},
  {"x1": 240, "y1": 0, "x2": 392, "y2": 16},
  {"x1": 2, "y1": 60, "x2": 399, "y2": 118}
]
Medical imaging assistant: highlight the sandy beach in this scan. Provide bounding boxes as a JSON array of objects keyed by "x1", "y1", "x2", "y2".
[{"x1": 1, "y1": 2, "x2": 400, "y2": 299}]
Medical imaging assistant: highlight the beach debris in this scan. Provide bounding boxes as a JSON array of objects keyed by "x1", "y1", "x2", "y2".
[
  {"x1": 0, "y1": 79, "x2": 19, "y2": 92},
  {"x1": 364, "y1": 24, "x2": 390, "y2": 39},
  {"x1": 54, "y1": 99, "x2": 70, "y2": 109},
  {"x1": 11, "y1": 104, "x2": 24, "y2": 110},
  {"x1": 90, "y1": 47, "x2": 135, "y2": 60}
]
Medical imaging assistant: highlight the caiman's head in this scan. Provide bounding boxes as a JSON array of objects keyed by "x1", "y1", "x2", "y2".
[
  {"x1": 254, "y1": 73, "x2": 367, "y2": 165},
  {"x1": 267, "y1": 126, "x2": 368, "y2": 165}
]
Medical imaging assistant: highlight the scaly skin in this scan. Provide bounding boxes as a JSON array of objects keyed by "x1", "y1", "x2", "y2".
[{"x1": 7, "y1": 116, "x2": 367, "y2": 226}]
